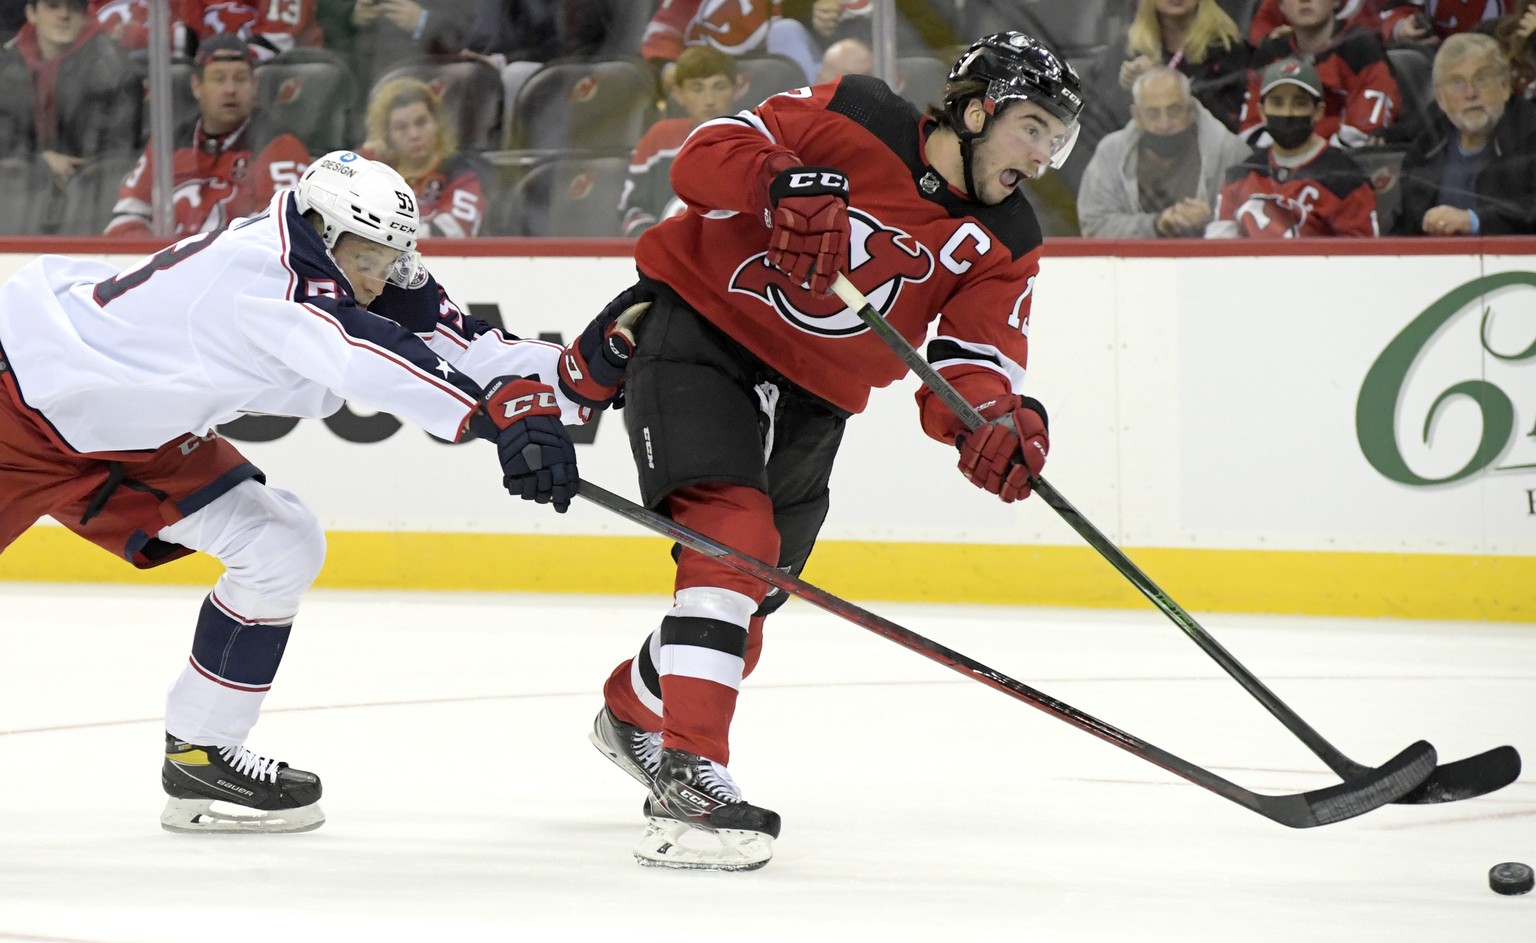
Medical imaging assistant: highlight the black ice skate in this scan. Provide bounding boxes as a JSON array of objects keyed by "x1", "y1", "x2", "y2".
[
  {"x1": 161, "y1": 733, "x2": 324, "y2": 834},
  {"x1": 588, "y1": 706, "x2": 663, "y2": 790},
  {"x1": 634, "y1": 748, "x2": 781, "y2": 871}
]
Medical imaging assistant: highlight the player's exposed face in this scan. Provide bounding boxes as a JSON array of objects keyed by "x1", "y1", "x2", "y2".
[
  {"x1": 332, "y1": 235, "x2": 404, "y2": 307},
  {"x1": 192, "y1": 61, "x2": 256, "y2": 134},
  {"x1": 969, "y1": 99, "x2": 1070, "y2": 203},
  {"x1": 387, "y1": 102, "x2": 440, "y2": 166},
  {"x1": 1433, "y1": 51, "x2": 1512, "y2": 138},
  {"x1": 674, "y1": 74, "x2": 738, "y2": 124}
]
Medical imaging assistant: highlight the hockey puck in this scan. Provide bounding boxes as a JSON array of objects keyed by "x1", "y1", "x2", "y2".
[{"x1": 1489, "y1": 862, "x2": 1534, "y2": 896}]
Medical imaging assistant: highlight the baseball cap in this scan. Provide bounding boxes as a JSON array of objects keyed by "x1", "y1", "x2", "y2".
[
  {"x1": 1259, "y1": 58, "x2": 1324, "y2": 100},
  {"x1": 194, "y1": 33, "x2": 258, "y2": 70}
]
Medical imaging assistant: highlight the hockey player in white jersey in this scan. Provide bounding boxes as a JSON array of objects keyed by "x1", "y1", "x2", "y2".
[{"x1": 0, "y1": 151, "x2": 644, "y2": 833}]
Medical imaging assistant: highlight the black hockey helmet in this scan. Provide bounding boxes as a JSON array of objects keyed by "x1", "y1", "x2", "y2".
[{"x1": 944, "y1": 31, "x2": 1085, "y2": 173}]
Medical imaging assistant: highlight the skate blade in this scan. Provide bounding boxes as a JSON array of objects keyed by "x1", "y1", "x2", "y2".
[
  {"x1": 632, "y1": 816, "x2": 773, "y2": 872},
  {"x1": 160, "y1": 798, "x2": 325, "y2": 834}
]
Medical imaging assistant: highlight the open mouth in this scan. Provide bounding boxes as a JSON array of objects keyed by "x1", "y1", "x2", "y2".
[{"x1": 1000, "y1": 168, "x2": 1025, "y2": 189}]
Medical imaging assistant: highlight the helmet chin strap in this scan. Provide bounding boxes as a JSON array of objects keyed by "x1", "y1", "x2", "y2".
[{"x1": 950, "y1": 99, "x2": 993, "y2": 201}]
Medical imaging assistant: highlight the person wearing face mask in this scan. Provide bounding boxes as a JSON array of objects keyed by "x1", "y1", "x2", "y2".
[
  {"x1": 1207, "y1": 58, "x2": 1379, "y2": 236},
  {"x1": 0, "y1": 151, "x2": 640, "y2": 835},
  {"x1": 1396, "y1": 31, "x2": 1536, "y2": 235},
  {"x1": 1077, "y1": 66, "x2": 1249, "y2": 237}
]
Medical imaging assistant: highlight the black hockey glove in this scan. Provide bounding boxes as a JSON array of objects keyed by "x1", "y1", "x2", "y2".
[
  {"x1": 476, "y1": 376, "x2": 578, "y2": 513},
  {"x1": 557, "y1": 281, "x2": 652, "y2": 410}
]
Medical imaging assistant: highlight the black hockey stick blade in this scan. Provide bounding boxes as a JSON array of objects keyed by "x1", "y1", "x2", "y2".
[
  {"x1": 1332, "y1": 744, "x2": 1520, "y2": 804},
  {"x1": 827, "y1": 273, "x2": 1514, "y2": 806},
  {"x1": 575, "y1": 478, "x2": 1437, "y2": 828}
]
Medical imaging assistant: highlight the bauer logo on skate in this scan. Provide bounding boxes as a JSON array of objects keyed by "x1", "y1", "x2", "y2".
[{"x1": 728, "y1": 209, "x2": 933, "y2": 337}]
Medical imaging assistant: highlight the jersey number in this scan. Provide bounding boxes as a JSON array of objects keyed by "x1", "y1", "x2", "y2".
[{"x1": 93, "y1": 230, "x2": 222, "y2": 306}]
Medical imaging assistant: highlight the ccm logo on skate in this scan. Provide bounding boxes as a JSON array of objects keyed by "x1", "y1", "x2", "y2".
[{"x1": 499, "y1": 391, "x2": 558, "y2": 419}]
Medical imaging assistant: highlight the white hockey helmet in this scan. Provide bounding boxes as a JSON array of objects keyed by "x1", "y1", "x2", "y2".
[{"x1": 294, "y1": 150, "x2": 427, "y2": 288}]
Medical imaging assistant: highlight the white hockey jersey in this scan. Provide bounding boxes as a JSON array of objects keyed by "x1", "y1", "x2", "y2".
[{"x1": 0, "y1": 191, "x2": 579, "y2": 455}]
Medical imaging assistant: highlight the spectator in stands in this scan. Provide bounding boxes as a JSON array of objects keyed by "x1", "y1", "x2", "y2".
[
  {"x1": 1248, "y1": 0, "x2": 1441, "y2": 46},
  {"x1": 619, "y1": 45, "x2": 738, "y2": 239},
  {"x1": 359, "y1": 76, "x2": 487, "y2": 238},
  {"x1": 817, "y1": 35, "x2": 873, "y2": 82},
  {"x1": 642, "y1": 0, "x2": 820, "y2": 90},
  {"x1": 1488, "y1": 0, "x2": 1536, "y2": 97},
  {"x1": 1085, "y1": 0, "x2": 1252, "y2": 140},
  {"x1": 0, "y1": 0, "x2": 139, "y2": 191},
  {"x1": 1208, "y1": 58, "x2": 1380, "y2": 236},
  {"x1": 90, "y1": 0, "x2": 196, "y2": 57},
  {"x1": 198, "y1": 0, "x2": 325, "y2": 59},
  {"x1": 346, "y1": 0, "x2": 475, "y2": 90},
  {"x1": 104, "y1": 34, "x2": 310, "y2": 237},
  {"x1": 1078, "y1": 66, "x2": 1250, "y2": 237},
  {"x1": 1241, "y1": 0, "x2": 1403, "y2": 147},
  {"x1": 788, "y1": 0, "x2": 960, "y2": 59},
  {"x1": 1378, "y1": 0, "x2": 1508, "y2": 42},
  {"x1": 1397, "y1": 31, "x2": 1536, "y2": 233}
]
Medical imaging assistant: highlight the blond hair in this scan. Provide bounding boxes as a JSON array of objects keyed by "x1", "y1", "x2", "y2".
[
  {"x1": 364, "y1": 77, "x2": 458, "y2": 170},
  {"x1": 1126, "y1": 0, "x2": 1242, "y2": 67}
]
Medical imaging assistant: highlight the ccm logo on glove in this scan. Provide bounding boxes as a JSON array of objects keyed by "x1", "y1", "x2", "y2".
[
  {"x1": 956, "y1": 395, "x2": 1050, "y2": 503},
  {"x1": 494, "y1": 388, "x2": 559, "y2": 421},
  {"x1": 765, "y1": 164, "x2": 851, "y2": 296}
]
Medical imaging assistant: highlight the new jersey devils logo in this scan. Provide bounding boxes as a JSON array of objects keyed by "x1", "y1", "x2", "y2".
[{"x1": 729, "y1": 209, "x2": 933, "y2": 337}]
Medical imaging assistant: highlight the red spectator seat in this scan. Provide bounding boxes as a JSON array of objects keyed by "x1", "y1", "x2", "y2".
[
  {"x1": 505, "y1": 59, "x2": 655, "y2": 155},
  {"x1": 256, "y1": 49, "x2": 360, "y2": 156}
]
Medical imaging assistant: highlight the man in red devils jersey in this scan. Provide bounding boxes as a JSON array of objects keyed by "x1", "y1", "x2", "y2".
[
  {"x1": 587, "y1": 31, "x2": 1079, "y2": 871},
  {"x1": 0, "y1": 152, "x2": 635, "y2": 834},
  {"x1": 1210, "y1": 58, "x2": 1379, "y2": 236},
  {"x1": 105, "y1": 34, "x2": 311, "y2": 237}
]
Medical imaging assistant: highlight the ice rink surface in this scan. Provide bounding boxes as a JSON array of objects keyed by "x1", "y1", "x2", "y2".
[{"x1": 0, "y1": 583, "x2": 1532, "y2": 943}]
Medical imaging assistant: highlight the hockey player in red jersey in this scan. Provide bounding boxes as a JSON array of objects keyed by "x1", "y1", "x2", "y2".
[
  {"x1": 0, "y1": 151, "x2": 639, "y2": 834},
  {"x1": 105, "y1": 34, "x2": 312, "y2": 237},
  {"x1": 1210, "y1": 58, "x2": 1380, "y2": 236},
  {"x1": 588, "y1": 31, "x2": 1078, "y2": 870}
]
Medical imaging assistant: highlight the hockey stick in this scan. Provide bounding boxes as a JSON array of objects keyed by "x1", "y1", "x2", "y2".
[
  {"x1": 576, "y1": 478, "x2": 1434, "y2": 828},
  {"x1": 828, "y1": 272, "x2": 1519, "y2": 804}
]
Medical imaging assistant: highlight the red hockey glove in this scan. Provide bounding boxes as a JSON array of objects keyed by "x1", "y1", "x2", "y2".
[
  {"x1": 557, "y1": 281, "x2": 652, "y2": 410},
  {"x1": 479, "y1": 376, "x2": 578, "y2": 512},
  {"x1": 955, "y1": 395, "x2": 1050, "y2": 503},
  {"x1": 766, "y1": 165, "x2": 850, "y2": 296}
]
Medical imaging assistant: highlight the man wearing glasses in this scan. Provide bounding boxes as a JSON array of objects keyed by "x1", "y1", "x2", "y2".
[{"x1": 1398, "y1": 31, "x2": 1536, "y2": 235}]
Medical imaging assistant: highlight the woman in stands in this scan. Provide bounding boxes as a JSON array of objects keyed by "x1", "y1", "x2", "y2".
[{"x1": 360, "y1": 77, "x2": 488, "y2": 237}]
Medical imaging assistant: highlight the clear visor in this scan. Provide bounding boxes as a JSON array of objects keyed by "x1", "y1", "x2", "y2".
[{"x1": 989, "y1": 78, "x2": 1082, "y2": 170}]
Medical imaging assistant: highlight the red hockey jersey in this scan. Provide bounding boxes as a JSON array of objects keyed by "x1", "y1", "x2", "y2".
[
  {"x1": 199, "y1": 0, "x2": 323, "y2": 57},
  {"x1": 1241, "y1": 30, "x2": 1402, "y2": 146},
  {"x1": 1209, "y1": 141, "x2": 1379, "y2": 237},
  {"x1": 641, "y1": 0, "x2": 781, "y2": 62},
  {"x1": 105, "y1": 117, "x2": 310, "y2": 237},
  {"x1": 1378, "y1": 0, "x2": 1506, "y2": 38},
  {"x1": 636, "y1": 75, "x2": 1044, "y2": 425}
]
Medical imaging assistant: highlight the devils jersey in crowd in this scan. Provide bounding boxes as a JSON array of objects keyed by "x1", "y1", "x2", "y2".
[
  {"x1": 90, "y1": 0, "x2": 321, "y2": 56},
  {"x1": 2, "y1": 189, "x2": 584, "y2": 458},
  {"x1": 620, "y1": 117, "x2": 694, "y2": 237},
  {"x1": 637, "y1": 74, "x2": 1043, "y2": 421},
  {"x1": 1241, "y1": 29, "x2": 1402, "y2": 146},
  {"x1": 1378, "y1": 0, "x2": 1507, "y2": 38},
  {"x1": 641, "y1": 0, "x2": 780, "y2": 61},
  {"x1": 105, "y1": 115, "x2": 311, "y2": 237},
  {"x1": 1209, "y1": 139, "x2": 1379, "y2": 238},
  {"x1": 356, "y1": 150, "x2": 489, "y2": 239}
]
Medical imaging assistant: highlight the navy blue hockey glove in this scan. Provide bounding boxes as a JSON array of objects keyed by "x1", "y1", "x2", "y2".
[
  {"x1": 557, "y1": 282, "x2": 652, "y2": 410},
  {"x1": 956, "y1": 395, "x2": 1049, "y2": 503},
  {"x1": 766, "y1": 166, "x2": 850, "y2": 296},
  {"x1": 479, "y1": 376, "x2": 578, "y2": 513}
]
